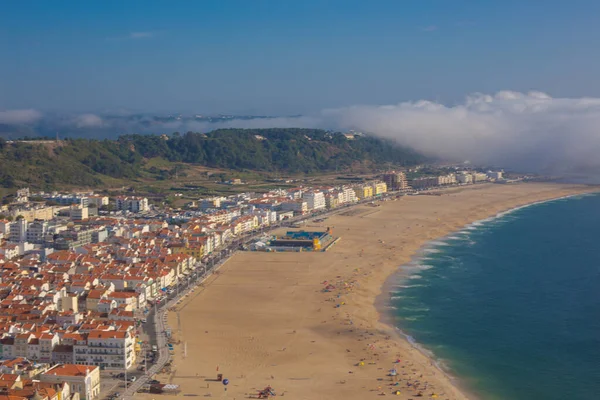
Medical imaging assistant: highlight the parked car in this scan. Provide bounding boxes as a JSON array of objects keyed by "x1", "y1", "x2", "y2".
[{"x1": 128, "y1": 376, "x2": 137, "y2": 382}]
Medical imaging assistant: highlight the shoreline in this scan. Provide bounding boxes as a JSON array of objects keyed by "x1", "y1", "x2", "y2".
[
  {"x1": 374, "y1": 190, "x2": 599, "y2": 399},
  {"x1": 140, "y1": 183, "x2": 598, "y2": 400}
]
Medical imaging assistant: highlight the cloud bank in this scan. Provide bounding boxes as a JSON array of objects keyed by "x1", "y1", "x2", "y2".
[
  {"x1": 2, "y1": 91, "x2": 600, "y2": 176},
  {"x1": 319, "y1": 91, "x2": 600, "y2": 175},
  {"x1": 0, "y1": 109, "x2": 42, "y2": 124},
  {"x1": 72, "y1": 113, "x2": 104, "y2": 128}
]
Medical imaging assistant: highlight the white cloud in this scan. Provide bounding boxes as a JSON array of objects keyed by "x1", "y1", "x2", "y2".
[
  {"x1": 73, "y1": 114, "x2": 104, "y2": 128},
  {"x1": 0, "y1": 109, "x2": 42, "y2": 124},
  {"x1": 317, "y1": 91, "x2": 600, "y2": 175}
]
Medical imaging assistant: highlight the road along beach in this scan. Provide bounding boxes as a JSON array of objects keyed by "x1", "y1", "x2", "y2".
[{"x1": 139, "y1": 183, "x2": 596, "y2": 400}]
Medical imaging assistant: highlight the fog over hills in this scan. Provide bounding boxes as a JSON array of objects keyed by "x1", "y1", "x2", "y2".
[{"x1": 2, "y1": 91, "x2": 600, "y2": 177}]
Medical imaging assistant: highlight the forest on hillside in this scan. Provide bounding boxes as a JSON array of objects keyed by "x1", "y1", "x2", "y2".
[{"x1": 0, "y1": 129, "x2": 425, "y2": 188}]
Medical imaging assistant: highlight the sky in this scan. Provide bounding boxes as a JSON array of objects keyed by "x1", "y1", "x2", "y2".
[
  {"x1": 2, "y1": 0, "x2": 600, "y2": 115},
  {"x1": 3, "y1": 1, "x2": 600, "y2": 178}
]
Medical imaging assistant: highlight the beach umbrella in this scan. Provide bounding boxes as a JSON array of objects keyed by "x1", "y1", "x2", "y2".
[{"x1": 222, "y1": 378, "x2": 229, "y2": 386}]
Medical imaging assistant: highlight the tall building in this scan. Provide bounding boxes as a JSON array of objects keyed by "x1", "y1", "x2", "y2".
[
  {"x1": 371, "y1": 181, "x2": 387, "y2": 196},
  {"x1": 382, "y1": 171, "x2": 408, "y2": 191},
  {"x1": 74, "y1": 330, "x2": 136, "y2": 371},
  {"x1": 9, "y1": 218, "x2": 28, "y2": 242},
  {"x1": 71, "y1": 206, "x2": 89, "y2": 221},
  {"x1": 341, "y1": 187, "x2": 358, "y2": 203},
  {"x1": 353, "y1": 185, "x2": 373, "y2": 200},
  {"x1": 114, "y1": 196, "x2": 149, "y2": 213},
  {"x1": 303, "y1": 191, "x2": 326, "y2": 211},
  {"x1": 456, "y1": 172, "x2": 473, "y2": 184},
  {"x1": 26, "y1": 220, "x2": 48, "y2": 244},
  {"x1": 471, "y1": 173, "x2": 488, "y2": 182}
]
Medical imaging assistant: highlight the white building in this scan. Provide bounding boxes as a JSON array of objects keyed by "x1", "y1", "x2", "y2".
[
  {"x1": 438, "y1": 174, "x2": 457, "y2": 185},
  {"x1": 0, "y1": 220, "x2": 10, "y2": 237},
  {"x1": 471, "y1": 172, "x2": 488, "y2": 182},
  {"x1": 40, "y1": 364, "x2": 101, "y2": 400},
  {"x1": 487, "y1": 171, "x2": 503, "y2": 180},
  {"x1": 9, "y1": 218, "x2": 28, "y2": 242},
  {"x1": 15, "y1": 188, "x2": 30, "y2": 203},
  {"x1": 456, "y1": 173, "x2": 473, "y2": 184},
  {"x1": 71, "y1": 206, "x2": 89, "y2": 221},
  {"x1": 0, "y1": 244, "x2": 19, "y2": 260},
  {"x1": 303, "y1": 191, "x2": 326, "y2": 211},
  {"x1": 87, "y1": 195, "x2": 109, "y2": 208},
  {"x1": 254, "y1": 210, "x2": 278, "y2": 226},
  {"x1": 115, "y1": 197, "x2": 149, "y2": 213},
  {"x1": 80, "y1": 330, "x2": 136, "y2": 370},
  {"x1": 26, "y1": 220, "x2": 48, "y2": 244},
  {"x1": 341, "y1": 187, "x2": 358, "y2": 204}
]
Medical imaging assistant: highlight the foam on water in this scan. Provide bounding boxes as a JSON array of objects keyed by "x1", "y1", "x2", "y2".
[
  {"x1": 402, "y1": 305, "x2": 430, "y2": 313},
  {"x1": 396, "y1": 284, "x2": 427, "y2": 289},
  {"x1": 446, "y1": 235, "x2": 463, "y2": 240},
  {"x1": 422, "y1": 248, "x2": 441, "y2": 254}
]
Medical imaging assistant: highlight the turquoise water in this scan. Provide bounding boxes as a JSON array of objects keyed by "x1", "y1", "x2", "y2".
[{"x1": 391, "y1": 193, "x2": 600, "y2": 400}]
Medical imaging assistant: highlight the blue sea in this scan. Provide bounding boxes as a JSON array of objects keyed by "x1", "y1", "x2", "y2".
[{"x1": 391, "y1": 193, "x2": 600, "y2": 400}]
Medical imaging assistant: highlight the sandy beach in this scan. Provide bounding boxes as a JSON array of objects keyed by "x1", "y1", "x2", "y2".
[{"x1": 141, "y1": 183, "x2": 596, "y2": 400}]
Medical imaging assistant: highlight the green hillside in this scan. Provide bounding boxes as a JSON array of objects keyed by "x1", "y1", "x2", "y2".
[{"x1": 0, "y1": 129, "x2": 425, "y2": 189}]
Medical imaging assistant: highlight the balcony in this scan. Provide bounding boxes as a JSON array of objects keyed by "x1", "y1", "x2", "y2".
[
  {"x1": 88, "y1": 343, "x2": 124, "y2": 348},
  {"x1": 88, "y1": 350, "x2": 124, "y2": 355}
]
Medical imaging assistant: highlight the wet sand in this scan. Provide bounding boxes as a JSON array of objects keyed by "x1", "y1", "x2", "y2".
[{"x1": 142, "y1": 183, "x2": 595, "y2": 400}]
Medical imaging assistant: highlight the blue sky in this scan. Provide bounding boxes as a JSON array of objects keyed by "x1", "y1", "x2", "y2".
[{"x1": 1, "y1": 0, "x2": 600, "y2": 114}]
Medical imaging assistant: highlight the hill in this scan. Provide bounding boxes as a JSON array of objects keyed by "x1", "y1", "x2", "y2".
[{"x1": 0, "y1": 129, "x2": 425, "y2": 189}]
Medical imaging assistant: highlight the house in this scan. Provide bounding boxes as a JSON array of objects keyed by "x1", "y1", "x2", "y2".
[
  {"x1": 39, "y1": 333, "x2": 59, "y2": 363},
  {"x1": 40, "y1": 364, "x2": 101, "y2": 400},
  {"x1": 51, "y1": 345, "x2": 74, "y2": 364}
]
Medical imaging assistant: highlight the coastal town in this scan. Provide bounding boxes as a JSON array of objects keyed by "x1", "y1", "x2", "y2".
[{"x1": 0, "y1": 169, "x2": 506, "y2": 399}]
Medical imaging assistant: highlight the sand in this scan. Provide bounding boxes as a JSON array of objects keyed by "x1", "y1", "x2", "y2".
[{"x1": 141, "y1": 183, "x2": 596, "y2": 400}]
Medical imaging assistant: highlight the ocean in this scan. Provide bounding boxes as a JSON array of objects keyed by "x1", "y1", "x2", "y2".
[{"x1": 391, "y1": 193, "x2": 600, "y2": 400}]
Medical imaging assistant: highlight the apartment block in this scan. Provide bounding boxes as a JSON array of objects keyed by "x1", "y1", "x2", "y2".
[
  {"x1": 303, "y1": 191, "x2": 326, "y2": 211},
  {"x1": 114, "y1": 197, "x2": 149, "y2": 213},
  {"x1": 382, "y1": 171, "x2": 408, "y2": 191}
]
